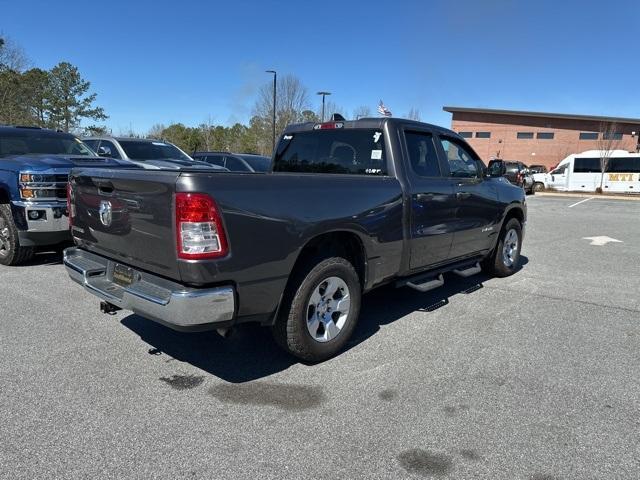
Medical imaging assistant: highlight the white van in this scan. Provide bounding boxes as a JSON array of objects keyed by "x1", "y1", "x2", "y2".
[{"x1": 532, "y1": 150, "x2": 640, "y2": 193}]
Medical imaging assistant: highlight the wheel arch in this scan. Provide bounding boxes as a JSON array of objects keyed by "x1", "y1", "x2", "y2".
[
  {"x1": 0, "y1": 186, "x2": 10, "y2": 204},
  {"x1": 289, "y1": 230, "x2": 368, "y2": 291}
]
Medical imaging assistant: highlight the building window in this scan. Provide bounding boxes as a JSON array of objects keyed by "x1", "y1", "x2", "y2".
[
  {"x1": 475, "y1": 132, "x2": 491, "y2": 138},
  {"x1": 458, "y1": 131, "x2": 472, "y2": 138},
  {"x1": 537, "y1": 132, "x2": 554, "y2": 139},
  {"x1": 603, "y1": 132, "x2": 623, "y2": 140},
  {"x1": 579, "y1": 132, "x2": 598, "y2": 140},
  {"x1": 517, "y1": 132, "x2": 534, "y2": 139}
]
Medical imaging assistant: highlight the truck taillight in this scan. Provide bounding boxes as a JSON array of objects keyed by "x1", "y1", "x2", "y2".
[{"x1": 175, "y1": 193, "x2": 228, "y2": 260}]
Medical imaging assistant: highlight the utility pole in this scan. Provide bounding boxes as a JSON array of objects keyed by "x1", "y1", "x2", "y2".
[
  {"x1": 317, "y1": 91, "x2": 331, "y2": 122},
  {"x1": 266, "y1": 70, "x2": 277, "y2": 152}
]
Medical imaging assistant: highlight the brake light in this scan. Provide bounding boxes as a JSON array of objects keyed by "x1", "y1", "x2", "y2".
[
  {"x1": 313, "y1": 122, "x2": 344, "y2": 130},
  {"x1": 175, "y1": 193, "x2": 228, "y2": 259}
]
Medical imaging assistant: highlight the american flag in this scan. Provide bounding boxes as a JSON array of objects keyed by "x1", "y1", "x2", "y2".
[{"x1": 377, "y1": 100, "x2": 392, "y2": 117}]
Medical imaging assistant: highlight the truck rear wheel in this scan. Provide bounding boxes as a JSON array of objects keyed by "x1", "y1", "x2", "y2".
[
  {"x1": 483, "y1": 217, "x2": 522, "y2": 278},
  {"x1": 272, "y1": 256, "x2": 361, "y2": 362},
  {"x1": 0, "y1": 204, "x2": 35, "y2": 266}
]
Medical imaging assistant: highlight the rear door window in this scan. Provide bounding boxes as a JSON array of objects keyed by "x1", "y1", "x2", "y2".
[
  {"x1": 225, "y1": 156, "x2": 248, "y2": 171},
  {"x1": 202, "y1": 155, "x2": 226, "y2": 168},
  {"x1": 274, "y1": 128, "x2": 387, "y2": 175}
]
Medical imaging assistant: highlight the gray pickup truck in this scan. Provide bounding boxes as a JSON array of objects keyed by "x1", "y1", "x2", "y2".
[{"x1": 64, "y1": 118, "x2": 526, "y2": 361}]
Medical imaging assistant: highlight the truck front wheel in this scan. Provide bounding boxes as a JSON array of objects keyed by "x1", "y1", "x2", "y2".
[
  {"x1": 533, "y1": 182, "x2": 545, "y2": 192},
  {"x1": 483, "y1": 217, "x2": 522, "y2": 278},
  {"x1": 273, "y1": 256, "x2": 361, "y2": 362},
  {"x1": 0, "y1": 205, "x2": 35, "y2": 266}
]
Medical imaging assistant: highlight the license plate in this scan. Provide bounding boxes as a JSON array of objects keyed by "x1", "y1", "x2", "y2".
[{"x1": 113, "y1": 264, "x2": 135, "y2": 287}]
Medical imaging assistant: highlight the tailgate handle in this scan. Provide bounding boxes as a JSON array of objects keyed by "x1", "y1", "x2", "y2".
[{"x1": 97, "y1": 181, "x2": 114, "y2": 194}]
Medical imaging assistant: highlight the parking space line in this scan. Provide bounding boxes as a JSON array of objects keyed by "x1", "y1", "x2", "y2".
[{"x1": 567, "y1": 197, "x2": 594, "y2": 208}]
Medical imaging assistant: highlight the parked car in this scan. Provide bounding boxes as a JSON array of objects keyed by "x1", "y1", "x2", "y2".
[
  {"x1": 496, "y1": 160, "x2": 534, "y2": 194},
  {"x1": 83, "y1": 136, "x2": 226, "y2": 171},
  {"x1": 64, "y1": 118, "x2": 527, "y2": 362},
  {"x1": 193, "y1": 152, "x2": 271, "y2": 172},
  {"x1": 0, "y1": 126, "x2": 130, "y2": 265},
  {"x1": 528, "y1": 164, "x2": 548, "y2": 174},
  {"x1": 531, "y1": 150, "x2": 640, "y2": 193}
]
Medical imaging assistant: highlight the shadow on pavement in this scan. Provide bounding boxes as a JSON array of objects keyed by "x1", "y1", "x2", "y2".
[
  {"x1": 16, "y1": 249, "x2": 64, "y2": 267},
  {"x1": 121, "y1": 256, "x2": 529, "y2": 383}
]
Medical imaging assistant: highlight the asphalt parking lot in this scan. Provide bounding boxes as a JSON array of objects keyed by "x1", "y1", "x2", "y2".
[{"x1": 1, "y1": 194, "x2": 639, "y2": 480}]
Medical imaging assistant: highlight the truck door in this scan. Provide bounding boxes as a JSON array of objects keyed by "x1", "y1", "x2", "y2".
[
  {"x1": 403, "y1": 130, "x2": 457, "y2": 270},
  {"x1": 435, "y1": 135, "x2": 501, "y2": 258},
  {"x1": 548, "y1": 162, "x2": 569, "y2": 190}
]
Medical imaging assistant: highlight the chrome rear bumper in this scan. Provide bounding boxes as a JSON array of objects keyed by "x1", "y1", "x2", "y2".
[{"x1": 63, "y1": 247, "x2": 235, "y2": 329}]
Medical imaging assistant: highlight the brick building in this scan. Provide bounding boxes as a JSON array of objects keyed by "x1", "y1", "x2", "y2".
[{"x1": 444, "y1": 106, "x2": 640, "y2": 169}]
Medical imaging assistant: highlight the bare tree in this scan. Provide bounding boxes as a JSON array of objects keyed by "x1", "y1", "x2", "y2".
[
  {"x1": 0, "y1": 35, "x2": 29, "y2": 71},
  {"x1": 316, "y1": 99, "x2": 344, "y2": 121},
  {"x1": 198, "y1": 115, "x2": 215, "y2": 150},
  {"x1": 406, "y1": 107, "x2": 421, "y2": 121},
  {"x1": 254, "y1": 74, "x2": 310, "y2": 133},
  {"x1": 596, "y1": 122, "x2": 622, "y2": 192},
  {"x1": 147, "y1": 123, "x2": 165, "y2": 140},
  {"x1": 352, "y1": 105, "x2": 372, "y2": 120}
]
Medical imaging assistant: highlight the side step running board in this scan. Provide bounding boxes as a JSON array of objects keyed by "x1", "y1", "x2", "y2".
[
  {"x1": 453, "y1": 262, "x2": 481, "y2": 278},
  {"x1": 406, "y1": 274, "x2": 444, "y2": 293}
]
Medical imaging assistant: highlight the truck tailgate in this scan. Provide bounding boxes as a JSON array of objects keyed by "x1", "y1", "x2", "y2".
[{"x1": 70, "y1": 168, "x2": 181, "y2": 280}]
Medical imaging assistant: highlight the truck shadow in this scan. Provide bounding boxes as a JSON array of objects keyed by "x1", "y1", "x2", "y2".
[
  {"x1": 17, "y1": 249, "x2": 63, "y2": 267},
  {"x1": 121, "y1": 256, "x2": 528, "y2": 383}
]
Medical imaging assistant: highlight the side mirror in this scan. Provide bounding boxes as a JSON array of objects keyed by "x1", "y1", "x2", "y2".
[
  {"x1": 487, "y1": 159, "x2": 506, "y2": 177},
  {"x1": 97, "y1": 146, "x2": 112, "y2": 157}
]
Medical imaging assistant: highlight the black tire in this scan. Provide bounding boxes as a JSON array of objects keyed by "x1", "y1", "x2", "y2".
[
  {"x1": 0, "y1": 204, "x2": 35, "y2": 266},
  {"x1": 272, "y1": 256, "x2": 361, "y2": 362},
  {"x1": 483, "y1": 217, "x2": 522, "y2": 278},
  {"x1": 533, "y1": 182, "x2": 544, "y2": 192}
]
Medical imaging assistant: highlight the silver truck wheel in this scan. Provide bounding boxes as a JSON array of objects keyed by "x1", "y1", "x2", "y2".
[
  {"x1": 0, "y1": 215, "x2": 10, "y2": 259},
  {"x1": 272, "y1": 256, "x2": 361, "y2": 362},
  {"x1": 306, "y1": 276, "x2": 351, "y2": 343},
  {"x1": 502, "y1": 228, "x2": 519, "y2": 267},
  {"x1": 0, "y1": 204, "x2": 35, "y2": 266}
]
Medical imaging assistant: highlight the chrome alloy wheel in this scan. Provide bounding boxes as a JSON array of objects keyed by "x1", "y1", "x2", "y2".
[
  {"x1": 0, "y1": 216, "x2": 10, "y2": 258},
  {"x1": 502, "y1": 228, "x2": 519, "y2": 267},
  {"x1": 306, "y1": 276, "x2": 351, "y2": 343}
]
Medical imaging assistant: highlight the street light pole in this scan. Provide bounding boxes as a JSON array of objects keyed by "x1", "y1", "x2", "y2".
[
  {"x1": 317, "y1": 91, "x2": 331, "y2": 122},
  {"x1": 266, "y1": 70, "x2": 277, "y2": 152}
]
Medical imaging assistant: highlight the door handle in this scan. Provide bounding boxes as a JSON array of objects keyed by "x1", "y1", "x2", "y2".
[
  {"x1": 416, "y1": 193, "x2": 433, "y2": 202},
  {"x1": 456, "y1": 191, "x2": 471, "y2": 200}
]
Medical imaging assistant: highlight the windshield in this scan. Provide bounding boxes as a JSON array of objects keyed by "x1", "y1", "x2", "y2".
[
  {"x1": 0, "y1": 130, "x2": 95, "y2": 158},
  {"x1": 119, "y1": 140, "x2": 192, "y2": 161},
  {"x1": 239, "y1": 155, "x2": 271, "y2": 172}
]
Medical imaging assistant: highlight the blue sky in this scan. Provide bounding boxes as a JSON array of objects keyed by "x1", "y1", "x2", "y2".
[{"x1": 2, "y1": 0, "x2": 639, "y2": 133}]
